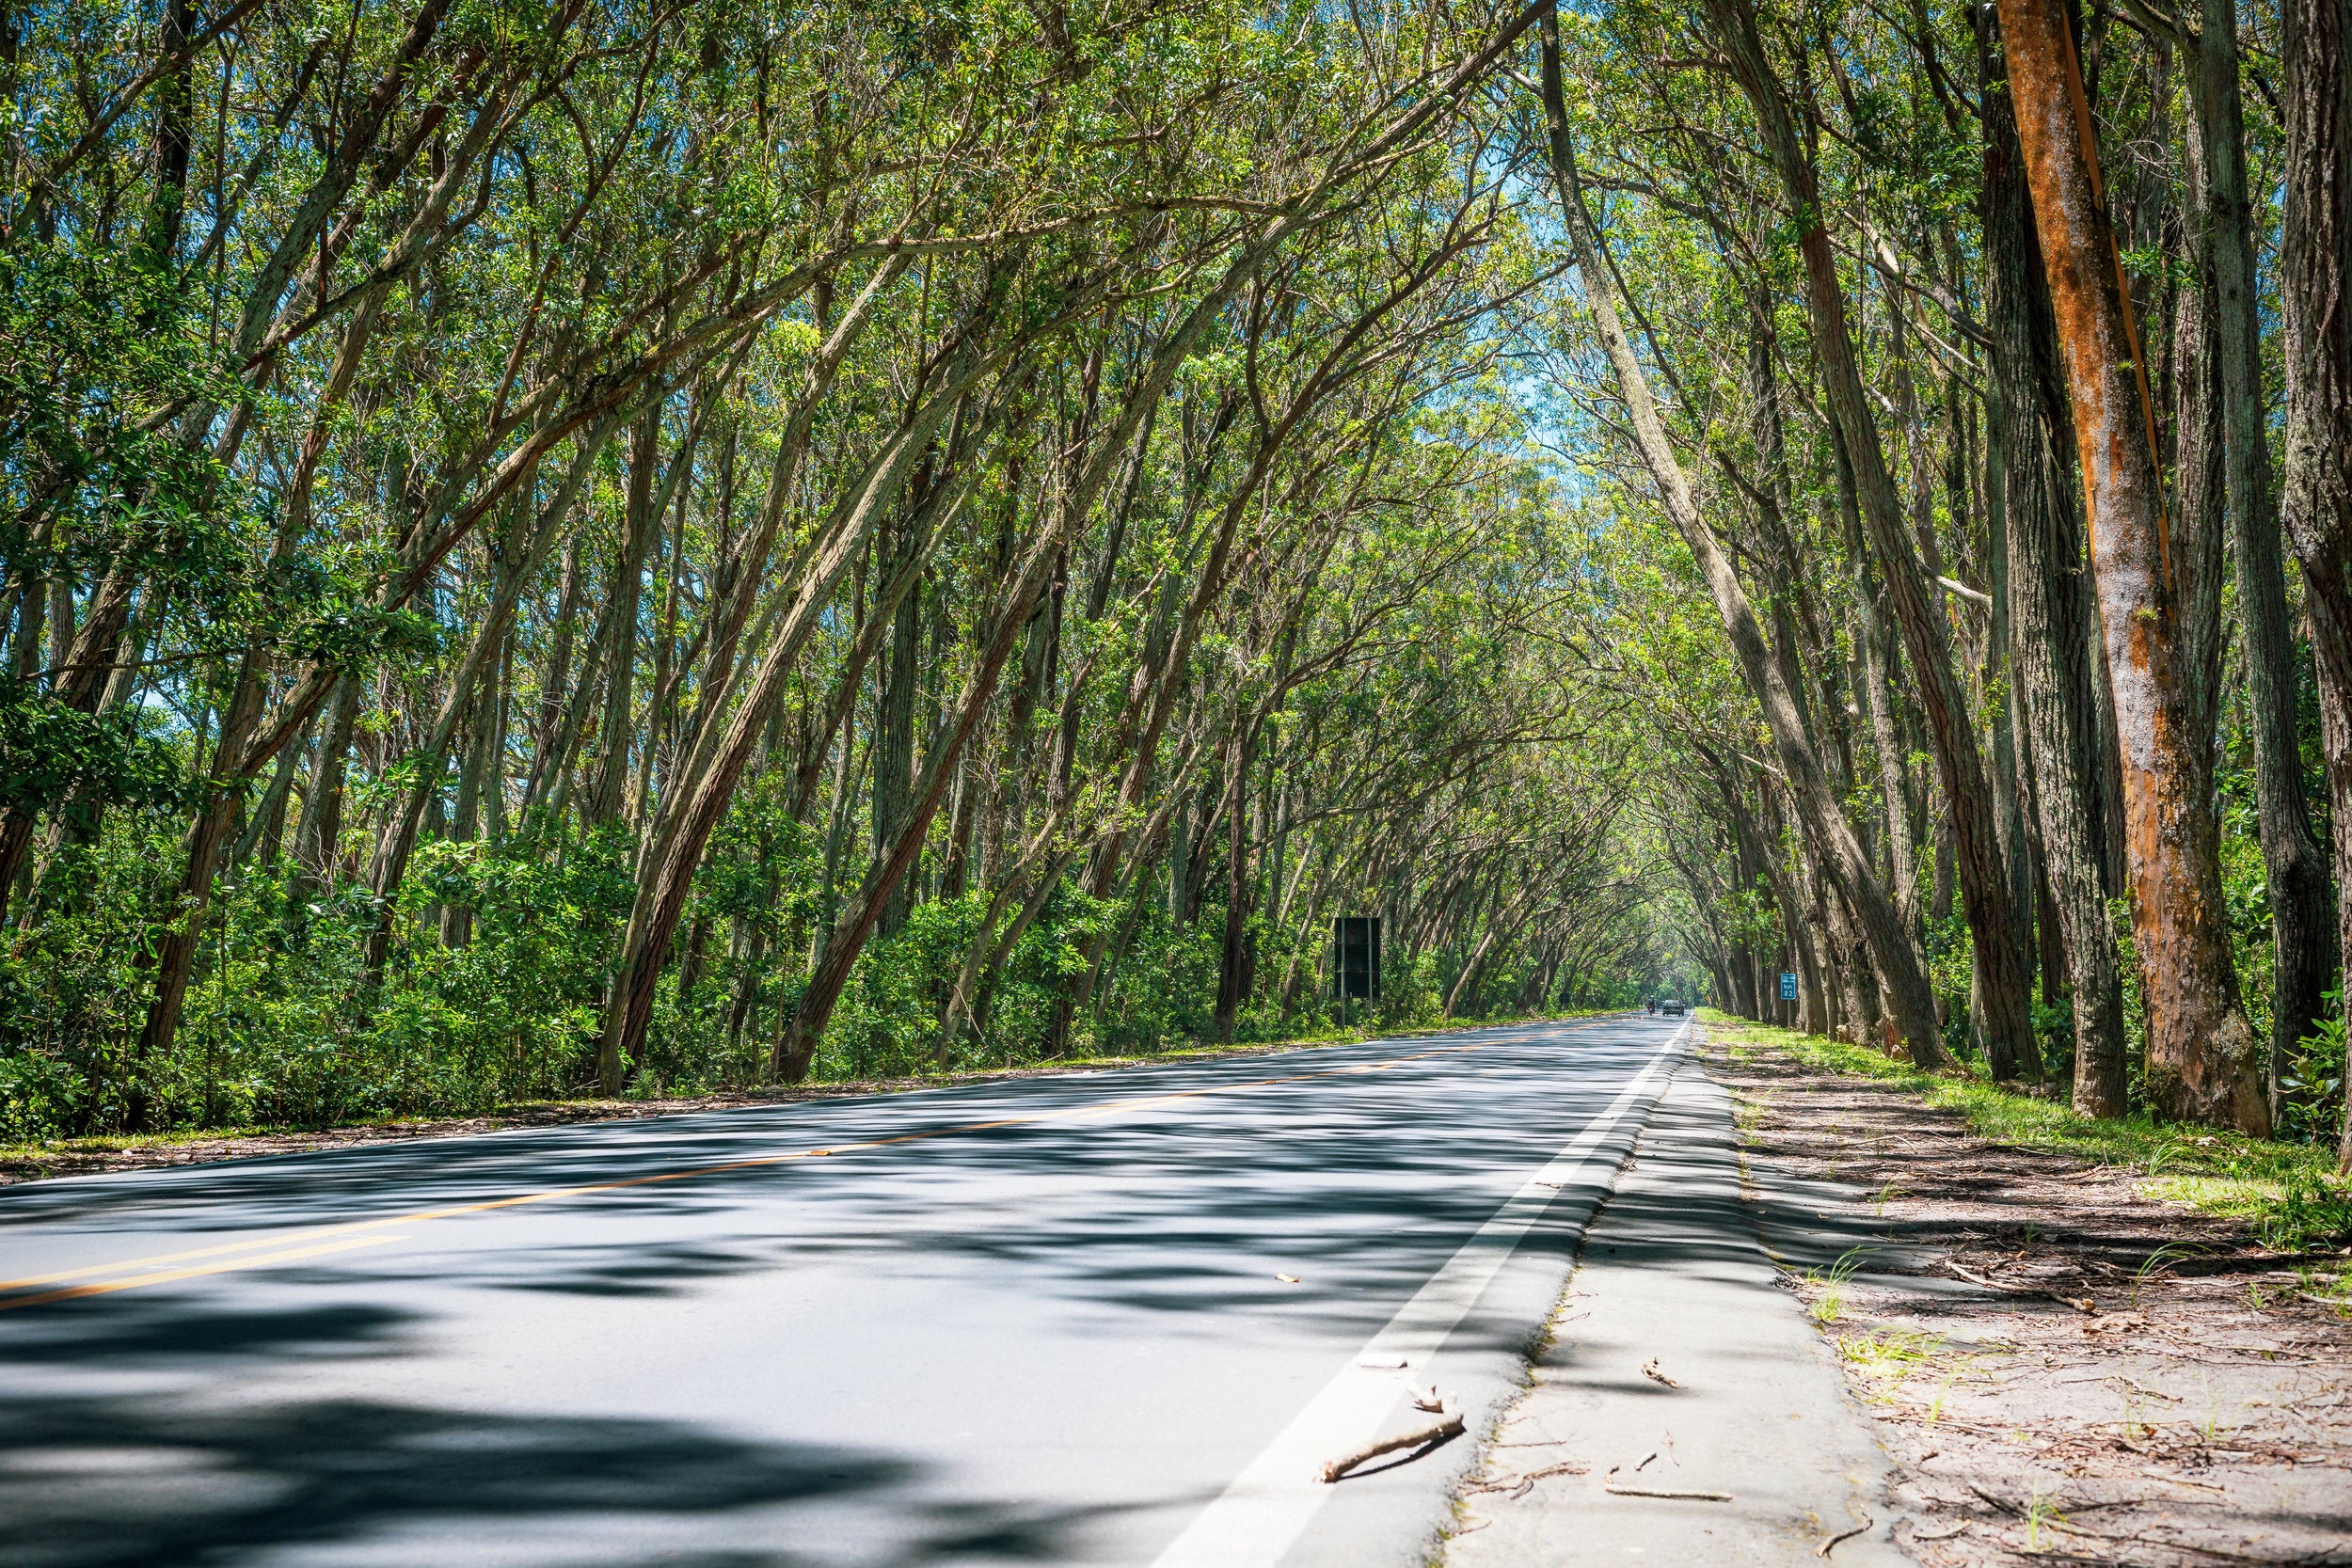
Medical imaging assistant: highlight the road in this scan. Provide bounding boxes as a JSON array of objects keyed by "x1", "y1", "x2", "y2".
[{"x1": 1, "y1": 1013, "x2": 1687, "y2": 1568}]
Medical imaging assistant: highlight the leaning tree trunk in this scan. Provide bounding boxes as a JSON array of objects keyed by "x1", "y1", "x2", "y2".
[
  {"x1": 870, "y1": 509, "x2": 926, "y2": 942},
  {"x1": 1996, "y1": 0, "x2": 2268, "y2": 1132},
  {"x1": 772, "y1": 517, "x2": 1073, "y2": 1082}
]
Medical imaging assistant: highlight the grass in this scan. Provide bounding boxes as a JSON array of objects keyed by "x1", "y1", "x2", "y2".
[
  {"x1": 1702, "y1": 1009, "x2": 2352, "y2": 1255},
  {"x1": 1804, "y1": 1244, "x2": 1873, "y2": 1325},
  {"x1": 0, "y1": 1006, "x2": 1622, "y2": 1174},
  {"x1": 1836, "y1": 1325, "x2": 1938, "y2": 1381},
  {"x1": 2291, "y1": 1264, "x2": 2352, "y2": 1319}
]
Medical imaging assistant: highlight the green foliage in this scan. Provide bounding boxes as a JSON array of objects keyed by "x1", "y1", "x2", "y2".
[
  {"x1": 2280, "y1": 990, "x2": 2347, "y2": 1147},
  {"x1": 0, "y1": 811, "x2": 636, "y2": 1137},
  {"x1": 0, "y1": 677, "x2": 186, "y2": 826},
  {"x1": 2256, "y1": 1166, "x2": 2352, "y2": 1254}
]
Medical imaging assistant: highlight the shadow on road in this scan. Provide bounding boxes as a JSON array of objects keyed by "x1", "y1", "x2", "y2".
[{"x1": 0, "y1": 1023, "x2": 1665, "y2": 1568}]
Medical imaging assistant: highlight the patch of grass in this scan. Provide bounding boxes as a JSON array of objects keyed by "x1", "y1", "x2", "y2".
[
  {"x1": 1805, "y1": 1245, "x2": 1872, "y2": 1325},
  {"x1": 1703, "y1": 1009, "x2": 2352, "y2": 1254},
  {"x1": 1837, "y1": 1326, "x2": 1939, "y2": 1387}
]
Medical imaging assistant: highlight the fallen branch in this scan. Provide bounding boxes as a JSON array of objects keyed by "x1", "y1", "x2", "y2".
[
  {"x1": 1317, "y1": 1414, "x2": 1465, "y2": 1482},
  {"x1": 1817, "y1": 1513, "x2": 1874, "y2": 1557},
  {"x1": 1604, "y1": 1465, "x2": 1731, "y2": 1500},
  {"x1": 1948, "y1": 1259, "x2": 2097, "y2": 1313}
]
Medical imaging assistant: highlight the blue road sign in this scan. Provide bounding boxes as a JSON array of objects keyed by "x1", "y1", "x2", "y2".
[{"x1": 1780, "y1": 972, "x2": 1798, "y2": 1001}]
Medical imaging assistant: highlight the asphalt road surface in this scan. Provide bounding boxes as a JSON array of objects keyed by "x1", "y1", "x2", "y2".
[{"x1": 1, "y1": 1013, "x2": 1689, "y2": 1568}]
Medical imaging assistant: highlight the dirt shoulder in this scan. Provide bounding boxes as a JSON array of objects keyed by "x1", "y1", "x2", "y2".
[
  {"x1": 0, "y1": 1011, "x2": 1605, "y2": 1187},
  {"x1": 1702, "y1": 1016, "x2": 2352, "y2": 1567}
]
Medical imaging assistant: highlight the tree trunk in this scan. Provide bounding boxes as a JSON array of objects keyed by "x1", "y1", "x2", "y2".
[
  {"x1": 1978, "y1": 7, "x2": 2132, "y2": 1111},
  {"x1": 1995, "y1": 0, "x2": 2267, "y2": 1131},
  {"x1": 2276, "y1": 0, "x2": 2352, "y2": 1168},
  {"x1": 2194, "y1": 0, "x2": 2339, "y2": 1089},
  {"x1": 586, "y1": 408, "x2": 660, "y2": 830},
  {"x1": 1213, "y1": 727, "x2": 1251, "y2": 1042},
  {"x1": 1837, "y1": 431, "x2": 1926, "y2": 942},
  {"x1": 130, "y1": 650, "x2": 268, "y2": 1125},
  {"x1": 772, "y1": 515, "x2": 1074, "y2": 1082},
  {"x1": 871, "y1": 517, "x2": 924, "y2": 942}
]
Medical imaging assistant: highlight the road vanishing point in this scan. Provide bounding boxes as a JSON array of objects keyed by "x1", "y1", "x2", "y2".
[{"x1": 1, "y1": 1013, "x2": 1691, "y2": 1567}]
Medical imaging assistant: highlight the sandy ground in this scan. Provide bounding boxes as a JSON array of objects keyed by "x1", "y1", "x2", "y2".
[{"x1": 1704, "y1": 1018, "x2": 2352, "y2": 1567}]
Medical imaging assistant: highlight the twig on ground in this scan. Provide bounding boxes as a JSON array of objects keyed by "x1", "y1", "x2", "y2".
[
  {"x1": 1604, "y1": 1465, "x2": 1731, "y2": 1500},
  {"x1": 1317, "y1": 1414, "x2": 1464, "y2": 1482},
  {"x1": 1641, "y1": 1357, "x2": 1680, "y2": 1387},
  {"x1": 1460, "y1": 1459, "x2": 1588, "y2": 1498},
  {"x1": 1816, "y1": 1513, "x2": 1874, "y2": 1557}
]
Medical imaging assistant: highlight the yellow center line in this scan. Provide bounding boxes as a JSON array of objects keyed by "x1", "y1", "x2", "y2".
[
  {"x1": 0, "y1": 1021, "x2": 1614, "y2": 1311},
  {"x1": 2, "y1": 1235, "x2": 411, "y2": 1312}
]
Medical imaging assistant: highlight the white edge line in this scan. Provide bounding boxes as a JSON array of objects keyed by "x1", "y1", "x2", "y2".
[{"x1": 1150, "y1": 1019, "x2": 1690, "y2": 1568}]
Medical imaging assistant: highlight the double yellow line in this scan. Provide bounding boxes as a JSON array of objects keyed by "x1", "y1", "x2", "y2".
[{"x1": 0, "y1": 1022, "x2": 1612, "y2": 1314}]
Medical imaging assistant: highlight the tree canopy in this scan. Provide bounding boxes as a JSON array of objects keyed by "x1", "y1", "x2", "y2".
[{"x1": 2, "y1": 0, "x2": 2345, "y2": 1168}]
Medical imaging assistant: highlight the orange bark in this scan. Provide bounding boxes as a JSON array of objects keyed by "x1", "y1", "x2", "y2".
[{"x1": 1993, "y1": 0, "x2": 2268, "y2": 1132}]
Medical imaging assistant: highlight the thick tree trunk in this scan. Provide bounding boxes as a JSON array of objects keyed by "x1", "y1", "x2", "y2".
[
  {"x1": 2276, "y1": 0, "x2": 2352, "y2": 1168},
  {"x1": 1996, "y1": 0, "x2": 2268, "y2": 1131},
  {"x1": 1979, "y1": 8, "x2": 2131, "y2": 1112},
  {"x1": 1824, "y1": 879, "x2": 1879, "y2": 1043}
]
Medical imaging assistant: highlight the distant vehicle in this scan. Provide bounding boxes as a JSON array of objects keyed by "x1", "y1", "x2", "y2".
[{"x1": 1661, "y1": 997, "x2": 1686, "y2": 1016}]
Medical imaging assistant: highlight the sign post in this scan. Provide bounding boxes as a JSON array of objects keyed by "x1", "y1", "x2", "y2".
[
  {"x1": 1333, "y1": 916, "x2": 1381, "y2": 1030},
  {"x1": 1780, "y1": 972, "x2": 1798, "y2": 1002}
]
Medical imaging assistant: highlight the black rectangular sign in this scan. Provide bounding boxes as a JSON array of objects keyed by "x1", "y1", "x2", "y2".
[{"x1": 1332, "y1": 916, "x2": 1381, "y2": 1001}]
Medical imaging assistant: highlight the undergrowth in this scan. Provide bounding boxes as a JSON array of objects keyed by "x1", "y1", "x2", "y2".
[{"x1": 1702, "y1": 1009, "x2": 2352, "y2": 1254}]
